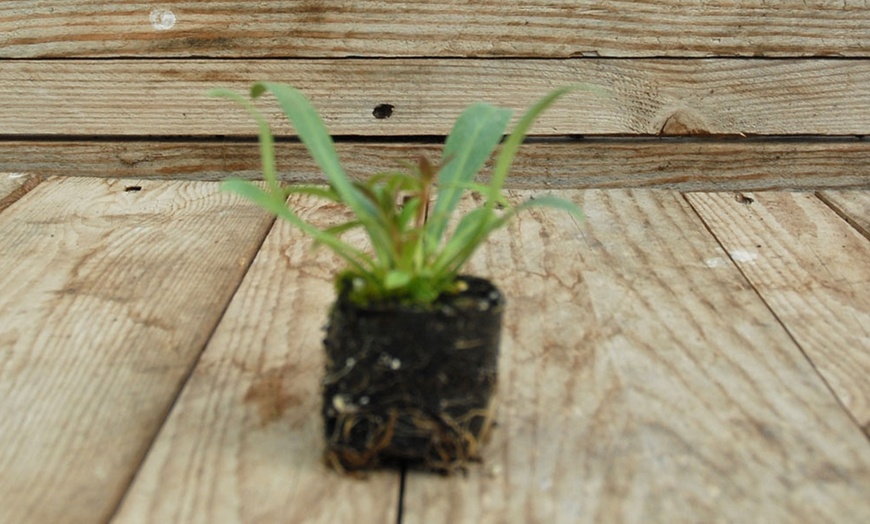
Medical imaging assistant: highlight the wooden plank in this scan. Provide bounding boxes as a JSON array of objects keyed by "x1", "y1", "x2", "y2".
[
  {"x1": 1, "y1": 1, "x2": 868, "y2": 58},
  {"x1": 0, "y1": 172, "x2": 42, "y2": 212},
  {"x1": 686, "y1": 191, "x2": 870, "y2": 431},
  {"x1": 112, "y1": 195, "x2": 400, "y2": 524},
  {"x1": 818, "y1": 190, "x2": 870, "y2": 240},
  {"x1": 403, "y1": 189, "x2": 870, "y2": 523},
  {"x1": 2, "y1": 139, "x2": 870, "y2": 191},
  {"x1": 0, "y1": 178, "x2": 274, "y2": 524},
  {"x1": 2, "y1": 59, "x2": 870, "y2": 136}
]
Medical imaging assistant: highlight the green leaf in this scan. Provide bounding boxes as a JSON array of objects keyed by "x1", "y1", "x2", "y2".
[
  {"x1": 426, "y1": 103, "x2": 512, "y2": 249},
  {"x1": 397, "y1": 198, "x2": 421, "y2": 229},
  {"x1": 321, "y1": 220, "x2": 363, "y2": 238},
  {"x1": 432, "y1": 207, "x2": 496, "y2": 275},
  {"x1": 489, "y1": 194, "x2": 584, "y2": 234},
  {"x1": 511, "y1": 194, "x2": 584, "y2": 219},
  {"x1": 489, "y1": 85, "x2": 605, "y2": 206},
  {"x1": 384, "y1": 270, "x2": 412, "y2": 290},
  {"x1": 250, "y1": 82, "x2": 394, "y2": 265},
  {"x1": 222, "y1": 178, "x2": 375, "y2": 276},
  {"x1": 208, "y1": 88, "x2": 282, "y2": 197}
]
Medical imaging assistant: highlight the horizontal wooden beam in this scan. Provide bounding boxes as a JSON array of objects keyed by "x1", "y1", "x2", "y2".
[
  {"x1": 1, "y1": 1, "x2": 868, "y2": 58},
  {"x1": 2, "y1": 59, "x2": 870, "y2": 137},
  {"x1": 2, "y1": 139, "x2": 868, "y2": 191}
]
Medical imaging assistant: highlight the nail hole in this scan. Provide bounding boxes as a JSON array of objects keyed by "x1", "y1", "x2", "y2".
[
  {"x1": 372, "y1": 104, "x2": 394, "y2": 119},
  {"x1": 125, "y1": 185, "x2": 142, "y2": 192}
]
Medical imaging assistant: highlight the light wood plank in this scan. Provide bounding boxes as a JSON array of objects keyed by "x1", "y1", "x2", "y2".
[
  {"x1": 2, "y1": 139, "x2": 870, "y2": 191},
  {"x1": 2, "y1": 59, "x2": 870, "y2": 136},
  {"x1": 687, "y1": 191, "x2": 870, "y2": 431},
  {"x1": 1, "y1": 1, "x2": 868, "y2": 58},
  {"x1": 112, "y1": 195, "x2": 400, "y2": 524},
  {"x1": 818, "y1": 190, "x2": 870, "y2": 240},
  {"x1": 0, "y1": 178, "x2": 274, "y2": 524},
  {"x1": 403, "y1": 189, "x2": 870, "y2": 523},
  {"x1": 0, "y1": 172, "x2": 42, "y2": 212}
]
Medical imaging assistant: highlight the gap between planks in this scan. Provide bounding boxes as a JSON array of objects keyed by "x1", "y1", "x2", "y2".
[{"x1": 2, "y1": 140, "x2": 869, "y2": 192}]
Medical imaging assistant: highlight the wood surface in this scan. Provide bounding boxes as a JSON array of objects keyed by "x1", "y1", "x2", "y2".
[
  {"x1": 1, "y1": 1, "x2": 868, "y2": 58},
  {"x1": 3, "y1": 59, "x2": 870, "y2": 137},
  {"x1": 0, "y1": 172, "x2": 42, "y2": 212},
  {"x1": 817, "y1": 190, "x2": 870, "y2": 240},
  {"x1": 2, "y1": 139, "x2": 870, "y2": 191},
  {"x1": 402, "y1": 189, "x2": 870, "y2": 523},
  {"x1": 0, "y1": 178, "x2": 274, "y2": 524},
  {"x1": 687, "y1": 192, "x2": 870, "y2": 431},
  {"x1": 113, "y1": 194, "x2": 400, "y2": 524}
]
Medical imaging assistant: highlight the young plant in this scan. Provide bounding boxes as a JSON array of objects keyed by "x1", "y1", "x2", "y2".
[{"x1": 209, "y1": 83, "x2": 597, "y2": 305}]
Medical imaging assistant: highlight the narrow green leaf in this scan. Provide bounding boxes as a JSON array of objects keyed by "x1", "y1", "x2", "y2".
[
  {"x1": 250, "y1": 82, "x2": 394, "y2": 264},
  {"x1": 426, "y1": 103, "x2": 512, "y2": 249},
  {"x1": 489, "y1": 85, "x2": 605, "y2": 205},
  {"x1": 321, "y1": 220, "x2": 363, "y2": 238},
  {"x1": 432, "y1": 207, "x2": 496, "y2": 275},
  {"x1": 511, "y1": 194, "x2": 584, "y2": 219},
  {"x1": 208, "y1": 88, "x2": 282, "y2": 197},
  {"x1": 397, "y1": 198, "x2": 421, "y2": 229},
  {"x1": 488, "y1": 194, "x2": 584, "y2": 236},
  {"x1": 222, "y1": 178, "x2": 375, "y2": 275}
]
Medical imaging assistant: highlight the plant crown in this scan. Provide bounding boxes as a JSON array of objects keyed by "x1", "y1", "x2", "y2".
[{"x1": 210, "y1": 83, "x2": 598, "y2": 305}]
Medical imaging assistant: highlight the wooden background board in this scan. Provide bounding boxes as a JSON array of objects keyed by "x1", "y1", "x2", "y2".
[
  {"x1": 2, "y1": 140, "x2": 869, "y2": 191},
  {"x1": 401, "y1": 189, "x2": 870, "y2": 522},
  {"x1": 2, "y1": 59, "x2": 870, "y2": 137},
  {"x1": 687, "y1": 192, "x2": 870, "y2": 430},
  {"x1": 113, "y1": 194, "x2": 400, "y2": 524},
  {"x1": 1, "y1": 0, "x2": 868, "y2": 58},
  {"x1": 0, "y1": 178, "x2": 274, "y2": 524}
]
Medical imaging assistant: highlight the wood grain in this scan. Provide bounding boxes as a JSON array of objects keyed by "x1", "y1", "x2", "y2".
[
  {"x1": 687, "y1": 191, "x2": 870, "y2": 430},
  {"x1": 112, "y1": 195, "x2": 400, "y2": 524},
  {"x1": 0, "y1": 172, "x2": 42, "y2": 212},
  {"x1": 2, "y1": 59, "x2": 870, "y2": 136},
  {"x1": 1, "y1": 1, "x2": 868, "y2": 58},
  {"x1": 402, "y1": 189, "x2": 870, "y2": 523},
  {"x1": 0, "y1": 178, "x2": 274, "y2": 524},
  {"x1": 2, "y1": 139, "x2": 870, "y2": 191},
  {"x1": 818, "y1": 190, "x2": 870, "y2": 240}
]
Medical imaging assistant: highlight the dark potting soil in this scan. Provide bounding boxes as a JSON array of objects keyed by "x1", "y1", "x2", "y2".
[{"x1": 322, "y1": 276, "x2": 504, "y2": 473}]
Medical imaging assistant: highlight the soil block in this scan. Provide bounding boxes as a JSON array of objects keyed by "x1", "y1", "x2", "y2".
[{"x1": 322, "y1": 275, "x2": 504, "y2": 472}]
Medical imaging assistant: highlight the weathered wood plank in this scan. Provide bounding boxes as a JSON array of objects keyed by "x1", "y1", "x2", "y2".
[
  {"x1": 403, "y1": 189, "x2": 870, "y2": 523},
  {"x1": 2, "y1": 139, "x2": 870, "y2": 191},
  {"x1": 1, "y1": 1, "x2": 868, "y2": 58},
  {"x1": 818, "y1": 190, "x2": 870, "y2": 240},
  {"x1": 686, "y1": 191, "x2": 870, "y2": 431},
  {"x1": 0, "y1": 178, "x2": 274, "y2": 524},
  {"x1": 2, "y1": 59, "x2": 870, "y2": 136},
  {"x1": 0, "y1": 172, "x2": 42, "y2": 212},
  {"x1": 112, "y1": 195, "x2": 400, "y2": 524}
]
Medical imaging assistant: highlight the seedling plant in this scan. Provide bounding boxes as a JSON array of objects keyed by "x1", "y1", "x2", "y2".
[{"x1": 209, "y1": 83, "x2": 593, "y2": 306}]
